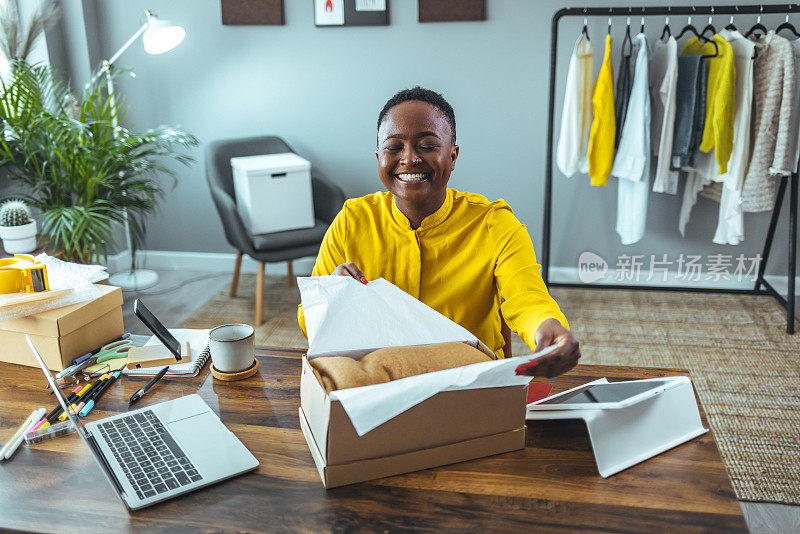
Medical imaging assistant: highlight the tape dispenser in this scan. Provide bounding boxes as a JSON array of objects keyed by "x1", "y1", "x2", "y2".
[{"x1": 0, "y1": 254, "x2": 50, "y2": 294}]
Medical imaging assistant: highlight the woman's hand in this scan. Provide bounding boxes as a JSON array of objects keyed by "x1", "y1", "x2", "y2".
[
  {"x1": 516, "y1": 318, "x2": 581, "y2": 378},
  {"x1": 332, "y1": 262, "x2": 368, "y2": 284}
]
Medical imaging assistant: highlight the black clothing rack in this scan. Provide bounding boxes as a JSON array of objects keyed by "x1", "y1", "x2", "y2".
[{"x1": 542, "y1": 5, "x2": 798, "y2": 334}]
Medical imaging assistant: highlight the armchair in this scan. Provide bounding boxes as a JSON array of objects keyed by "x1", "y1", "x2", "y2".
[{"x1": 206, "y1": 136, "x2": 345, "y2": 325}]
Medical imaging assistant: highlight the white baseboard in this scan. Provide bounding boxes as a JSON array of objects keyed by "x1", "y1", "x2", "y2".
[
  {"x1": 105, "y1": 250, "x2": 316, "y2": 276},
  {"x1": 549, "y1": 266, "x2": 800, "y2": 295}
]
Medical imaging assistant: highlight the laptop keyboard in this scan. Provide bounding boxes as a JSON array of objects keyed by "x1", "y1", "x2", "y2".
[{"x1": 97, "y1": 410, "x2": 204, "y2": 500}]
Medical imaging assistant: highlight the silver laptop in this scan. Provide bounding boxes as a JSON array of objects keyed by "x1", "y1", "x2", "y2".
[{"x1": 26, "y1": 335, "x2": 259, "y2": 511}]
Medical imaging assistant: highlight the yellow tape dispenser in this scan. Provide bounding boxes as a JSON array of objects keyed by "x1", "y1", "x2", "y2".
[{"x1": 0, "y1": 254, "x2": 50, "y2": 294}]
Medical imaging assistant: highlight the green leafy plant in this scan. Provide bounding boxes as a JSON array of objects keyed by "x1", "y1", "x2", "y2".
[
  {"x1": 0, "y1": 199, "x2": 32, "y2": 226},
  {"x1": 0, "y1": 60, "x2": 197, "y2": 264}
]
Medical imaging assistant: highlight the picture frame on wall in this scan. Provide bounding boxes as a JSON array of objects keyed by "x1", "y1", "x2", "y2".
[
  {"x1": 314, "y1": 0, "x2": 389, "y2": 26},
  {"x1": 221, "y1": 0, "x2": 285, "y2": 25},
  {"x1": 418, "y1": 0, "x2": 485, "y2": 22}
]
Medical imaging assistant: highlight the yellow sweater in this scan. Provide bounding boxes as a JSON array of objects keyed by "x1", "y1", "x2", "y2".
[
  {"x1": 682, "y1": 35, "x2": 736, "y2": 173},
  {"x1": 587, "y1": 34, "x2": 615, "y2": 186},
  {"x1": 297, "y1": 189, "x2": 569, "y2": 358}
]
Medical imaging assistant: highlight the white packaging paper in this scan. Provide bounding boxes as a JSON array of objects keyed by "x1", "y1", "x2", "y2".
[
  {"x1": 299, "y1": 276, "x2": 478, "y2": 358},
  {"x1": 298, "y1": 275, "x2": 557, "y2": 436}
]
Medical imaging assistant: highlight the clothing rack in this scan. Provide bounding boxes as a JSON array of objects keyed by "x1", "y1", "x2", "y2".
[{"x1": 542, "y1": 5, "x2": 798, "y2": 334}]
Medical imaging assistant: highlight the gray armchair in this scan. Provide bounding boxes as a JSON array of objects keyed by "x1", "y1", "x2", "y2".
[{"x1": 206, "y1": 135, "x2": 345, "y2": 325}]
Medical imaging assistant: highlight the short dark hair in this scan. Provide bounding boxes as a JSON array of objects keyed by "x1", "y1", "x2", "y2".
[{"x1": 377, "y1": 86, "x2": 456, "y2": 144}]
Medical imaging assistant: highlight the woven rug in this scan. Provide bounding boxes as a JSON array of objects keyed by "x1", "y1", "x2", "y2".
[{"x1": 182, "y1": 276, "x2": 800, "y2": 505}]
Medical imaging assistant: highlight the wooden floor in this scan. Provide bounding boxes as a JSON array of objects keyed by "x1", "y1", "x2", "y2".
[{"x1": 118, "y1": 268, "x2": 800, "y2": 534}]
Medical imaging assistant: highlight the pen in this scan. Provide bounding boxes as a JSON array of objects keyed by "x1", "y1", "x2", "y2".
[
  {"x1": 80, "y1": 371, "x2": 121, "y2": 416},
  {"x1": 59, "y1": 383, "x2": 93, "y2": 421},
  {"x1": 55, "y1": 358, "x2": 95, "y2": 381},
  {"x1": 129, "y1": 366, "x2": 169, "y2": 405},
  {"x1": 72, "y1": 333, "x2": 131, "y2": 365},
  {"x1": 72, "y1": 374, "x2": 110, "y2": 414},
  {"x1": 0, "y1": 407, "x2": 46, "y2": 460}
]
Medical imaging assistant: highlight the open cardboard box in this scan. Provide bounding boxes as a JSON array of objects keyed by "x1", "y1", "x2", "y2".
[
  {"x1": 0, "y1": 284, "x2": 123, "y2": 371},
  {"x1": 297, "y1": 277, "x2": 531, "y2": 489}
]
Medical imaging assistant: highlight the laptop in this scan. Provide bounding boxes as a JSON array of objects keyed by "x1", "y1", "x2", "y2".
[{"x1": 26, "y1": 335, "x2": 259, "y2": 511}]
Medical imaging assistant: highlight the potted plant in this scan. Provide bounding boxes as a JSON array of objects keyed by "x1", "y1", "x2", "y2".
[
  {"x1": 0, "y1": 198, "x2": 37, "y2": 253},
  {"x1": 0, "y1": 60, "x2": 197, "y2": 264}
]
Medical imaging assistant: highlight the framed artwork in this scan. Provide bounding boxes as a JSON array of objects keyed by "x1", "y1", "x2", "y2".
[
  {"x1": 221, "y1": 0, "x2": 285, "y2": 25},
  {"x1": 314, "y1": 0, "x2": 389, "y2": 26},
  {"x1": 418, "y1": 0, "x2": 485, "y2": 22}
]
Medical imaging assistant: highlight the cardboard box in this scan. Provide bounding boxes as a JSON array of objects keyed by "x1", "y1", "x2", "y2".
[
  {"x1": 299, "y1": 345, "x2": 527, "y2": 488},
  {"x1": 0, "y1": 284, "x2": 123, "y2": 371}
]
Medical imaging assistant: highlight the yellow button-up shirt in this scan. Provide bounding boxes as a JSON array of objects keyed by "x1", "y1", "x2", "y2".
[{"x1": 297, "y1": 188, "x2": 568, "y2": 357}]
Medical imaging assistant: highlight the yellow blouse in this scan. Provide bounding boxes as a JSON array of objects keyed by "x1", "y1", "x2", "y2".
[
  {"x1": 297, "y1": 189, "x2": 569, "y2": 358},
  {"x1": 682, "y1": 35, "x2": 736, "y2": 173},
  {"x1": 587, "y1": 34, "x2": 616, "y2": 186}
]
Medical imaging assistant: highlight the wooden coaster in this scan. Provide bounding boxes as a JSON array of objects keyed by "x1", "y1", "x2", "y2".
[{"x1": 211, "y1": 359, "x2": 259, "y2": 381}]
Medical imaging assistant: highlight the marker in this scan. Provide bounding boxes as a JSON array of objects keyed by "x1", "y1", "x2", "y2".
[
  {"x1": 41, "y1": 385, "x2": 83, "y2": 428},
  {"x1": 30, "y1": 418, "x2": 48, "y2": 432},
  {"x1": 128, "y1": 366, "x2": 169, "y2": 405},
  {"x1": 55, "y1": 358, "x2": 95, "y2": 381},
  {"x1": 0, "y1": 407, "x2": 46, "y2": 460},
  {"x1": 80, "y1": 371, "x2": 121, "y2": 417},
  {"x1": 72, "y1": 333, "x2": 131, "y2": 365},
  {"x1": 73, "y1": 374, "x2": 110, "y2": 413},
  {"x1": 59, "y1": 383, "x2": 92, "y2": 421}
]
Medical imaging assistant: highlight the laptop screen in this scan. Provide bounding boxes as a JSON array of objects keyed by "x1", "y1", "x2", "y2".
[{"x1": 25, "y1": 335, "x2": 127, "y2": 502}]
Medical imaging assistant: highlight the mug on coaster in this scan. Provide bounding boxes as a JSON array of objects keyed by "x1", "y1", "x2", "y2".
[{"x1": 209, "y1": 324, "x2": 255, "y2": 373}]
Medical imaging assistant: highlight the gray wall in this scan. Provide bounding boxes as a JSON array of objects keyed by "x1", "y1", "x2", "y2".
[{"x1": 56, "y1": 0, "x2": 799, "y2": 279}]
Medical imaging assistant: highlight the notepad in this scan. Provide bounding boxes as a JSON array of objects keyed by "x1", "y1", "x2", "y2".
[{"x1": 122, "y1": 329, "x2": 211, "y2": 377}]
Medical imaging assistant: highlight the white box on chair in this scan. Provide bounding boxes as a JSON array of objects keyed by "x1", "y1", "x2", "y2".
[{"x1": 230, "y1": 152, "x2": 315, "y2": 234}]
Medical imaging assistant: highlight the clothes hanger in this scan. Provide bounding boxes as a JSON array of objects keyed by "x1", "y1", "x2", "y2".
[
  {"x1": 725, "y1": 7, "x2": 739, "y2": 32},
  {"x1": 745, "y1": 5, "x2": 768, "y2": 38},
  {"x1": 661, "y1": 8, "x2": 672, "y2": 41},
  {"x1": 621, "y1": 10, "x2": 633, "y2": 56},
  {"x1": 581, "y1": 8, "x2": 591, "y2": 41},
  {"x1": 676, "y1": 10, "x2": 710, "y2": 42},
  {"x1": 776, "y1": 5, "x2": 800, "y2": 38},
  {"x1": 700, "y1": 8, "x2": 717, "y2": 39},
  {"x1": 639, "y1": 7, "x2": 645, "y2": 34},
  {"x1": 607, "y1": 8, "x2": 612, "y2": 36}
]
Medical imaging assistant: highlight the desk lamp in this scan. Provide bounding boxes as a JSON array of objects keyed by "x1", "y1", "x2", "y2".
[{"x1": 106, "y1": 10, "x2": 185, "y2": 291}]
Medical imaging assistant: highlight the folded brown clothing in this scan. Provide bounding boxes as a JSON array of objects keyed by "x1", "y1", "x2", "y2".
[{"x1": 309, "y1": 342, "x2": 492, "y2": 393}]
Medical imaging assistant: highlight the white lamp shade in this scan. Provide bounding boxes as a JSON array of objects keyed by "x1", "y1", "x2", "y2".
[{"x1": 143, "y1": 18, "x2": 185, "y2": 55}]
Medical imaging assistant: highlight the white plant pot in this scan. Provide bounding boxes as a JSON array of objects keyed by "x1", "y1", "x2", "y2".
[{"x1": 0, "y1": 220, "x2": 37, "y2": 254}]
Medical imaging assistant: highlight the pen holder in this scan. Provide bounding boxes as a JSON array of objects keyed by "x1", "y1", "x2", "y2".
[{"x1": 126, "y1": 342, "x2": 189, "y2": 370}]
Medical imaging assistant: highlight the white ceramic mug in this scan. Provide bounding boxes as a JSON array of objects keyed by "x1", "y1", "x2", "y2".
[{"x1": 209, "y1": 324, "x2": 255, "y2": 373}]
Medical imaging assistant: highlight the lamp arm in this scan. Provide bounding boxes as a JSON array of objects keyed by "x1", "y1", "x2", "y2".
[{"x1": 107, "y1": 20, "x2": 149, "y2": 67}]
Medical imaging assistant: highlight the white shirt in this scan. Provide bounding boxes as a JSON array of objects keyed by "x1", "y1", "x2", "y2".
[
  {"x1": 612, "y1": 34, "x2": 651, "y2": 245},
  {"x1": 556, "y1": 34, "x2": 594, "y2": 178},
  {"x1": 649, "y1": 36, "x2": 679, "y2": 194}
]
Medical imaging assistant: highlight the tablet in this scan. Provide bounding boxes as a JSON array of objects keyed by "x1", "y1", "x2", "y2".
[{"x1": 528, "y1": 377, "x2": 684, "y2": 410}]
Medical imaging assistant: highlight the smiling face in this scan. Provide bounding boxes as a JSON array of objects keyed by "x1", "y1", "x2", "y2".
[{"x1": 376, "y1": 100, "x2": 459, "y2": 216}]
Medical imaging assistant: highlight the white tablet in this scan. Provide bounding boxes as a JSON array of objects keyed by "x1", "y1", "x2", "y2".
[{"x1": 528, "y1": 377, "x2": 686, "y2": 410}]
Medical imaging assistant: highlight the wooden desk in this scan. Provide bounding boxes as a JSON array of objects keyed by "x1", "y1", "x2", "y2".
[{"x1": 0, "y1": 348, "x2": 747, "y2": 532}]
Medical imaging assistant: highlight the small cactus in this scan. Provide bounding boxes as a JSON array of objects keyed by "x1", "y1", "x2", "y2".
[{"x1": 0, "y1": 199, "x2": 32, "y2": 227}]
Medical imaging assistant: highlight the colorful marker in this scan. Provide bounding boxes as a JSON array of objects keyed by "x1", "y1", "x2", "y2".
[
  {"x1": 59, "y1": 383, "x2": 92, "y2": 421},
  {"x1": 40, "y1": 385, "x2": 83, "y2": 429},
  {"x1": 80, "y1": 371, "x2": 121, "y2": 417},
  {"x1": 73, "y1": 374, "x2": 110, "y2": 413}
]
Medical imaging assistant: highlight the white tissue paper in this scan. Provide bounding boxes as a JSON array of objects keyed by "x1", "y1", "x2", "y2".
[
  {"x1": 0, "y1": 253, "x2": 108, "y2": 321},
  {"x1": 298, "y1": 275, "x2": 558, "y2": 436}
]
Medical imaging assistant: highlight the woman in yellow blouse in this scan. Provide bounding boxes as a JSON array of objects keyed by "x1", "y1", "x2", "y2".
[{"x1": 299, "y1": 87, "x2": 580, "y2": 378}]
